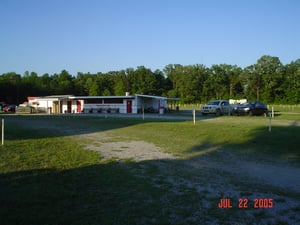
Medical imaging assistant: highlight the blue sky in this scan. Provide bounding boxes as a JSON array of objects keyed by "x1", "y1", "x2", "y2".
[{"x1": 1, "y1": 0, "x2": 299, "y2": 75}]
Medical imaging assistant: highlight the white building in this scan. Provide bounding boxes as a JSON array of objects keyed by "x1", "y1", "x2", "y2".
[{"x1": 27, "y1": 94, "x2": 179, "y2": 114}]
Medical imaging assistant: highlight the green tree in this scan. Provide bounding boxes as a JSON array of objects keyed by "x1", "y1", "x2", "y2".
[
  {"x1": 164, "y1": 64, "x2": 184, "y2": 99},
  {"x1": 257, "y1": 55, "x2": 284, "y2": 103},
  {"x1": 242, "y1": 64, "x2": 263, "y2": 101},
  {"x1": 210, "y1": 64, "x2": 230, "y2": 99},
  {"x1": 74, "y1": 72, "x2": 89, "y2": 96},
  {"x1": 21, "y1": 71, "x2": 41, "y2": 98},
  {"x1": 153, "y1": 69, "x2": 167, "y2": 96},
  {"x1": 56, "y1": 70, "x2": 74, "y2": 94},
  {"x1": 96, "y1": 73, "x2": 115, "y2": 96},
  {"x1": 283, "y1": 59, "x2": 300, "y2": 103},
  {"x1": 127, "y1": 66, "x2": 156, "y2": 95},
  {"x1": 164, "y1": 64, "x2": 209, "y2": 103},
  {"x1": 0, "y1": 72, "x2": 21, "y2": 103},
  {"x1": 89, "y1": 80, "x2": 100, "y2": 96}
]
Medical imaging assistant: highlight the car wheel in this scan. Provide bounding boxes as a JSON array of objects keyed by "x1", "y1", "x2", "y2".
[
  {"x1": 201, "y1": 112, "x2": 207, "y2": 116},
  {"x1": 249, "y1": 110, "x2": 253, "y2": 116},
  {"x1": 216, "y1": 109, "x2": 221, "y2": 116}
]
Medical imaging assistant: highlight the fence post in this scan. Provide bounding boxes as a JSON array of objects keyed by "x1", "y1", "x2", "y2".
[
  {"x1": 193, "y1": 106, "x2": 196, "y2": 125},
  {"x1": 1, "y1": 119, "x2": 4, "y2": 145},
  {"x1": 269, "y1": 113, "x2": 272, "y2": 132},
  {"x1": 142, "y1": 106, "x2": 145, "y2": 121}
]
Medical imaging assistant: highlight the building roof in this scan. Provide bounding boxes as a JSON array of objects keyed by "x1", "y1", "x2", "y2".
[
  {"x1": 28, "y1": 95, "x2": 73, "y2": 101},
  {"x1": 135, "y1": 94, "x2": 179, "y2": 101},
  {"x1": 69, "y1": 95, "x2": 134, "y2": 100},
  {"x1": 29, "y1": 94, "x2": 179, "y2": 101}
]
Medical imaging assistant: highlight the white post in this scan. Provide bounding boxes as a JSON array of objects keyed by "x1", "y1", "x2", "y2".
[
  {"x1": 193, "y1": 107, "x2": 196, "y2": 125},
  {"x1": 272, "y1": 106, "x2": 274, "y2": 118},
  {"x1": 142, "y1": 106, "x2": 145, "y2": 121},
  {"x1": 1, "y1": 119, "x2": 4, "y2": 145},
  {"x1": 269, "y1": 113, "x2": 272, "y2": 132}
]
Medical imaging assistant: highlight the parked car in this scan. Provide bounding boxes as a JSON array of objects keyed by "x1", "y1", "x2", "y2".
[
  {"x1": 201, "y1": 100, "x2": 230, "y2": 116},
  {"x1": 231, "y1": 101, "x2": 268, "y2": 116},
  {"x1": 3, "y1": 104, "x2": 16, "y2": 112}
]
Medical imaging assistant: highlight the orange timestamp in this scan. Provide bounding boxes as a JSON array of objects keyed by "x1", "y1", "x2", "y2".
[{"x1": 218, "y1": 198, "x2": 273, "y2": 209}]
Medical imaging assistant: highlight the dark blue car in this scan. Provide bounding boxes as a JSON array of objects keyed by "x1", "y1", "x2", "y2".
[
  {"x1": 3, "y1": 104, "x2": 16, "y2": 112},
  {"x1": 232, "y1": 101, "x2": 268, "y2": 116}
]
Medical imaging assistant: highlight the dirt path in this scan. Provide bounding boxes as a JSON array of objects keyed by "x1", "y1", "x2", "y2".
[
  {"x1": 187, "y1": 151, "x2": 300, "y2": 192},
  {"x1": 85, "y1": 140, "x2": 175, "y2": 162}
]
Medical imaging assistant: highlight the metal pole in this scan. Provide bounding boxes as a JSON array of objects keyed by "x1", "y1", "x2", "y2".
[
  {"x1": 1, "y1": 119, "x2": 4, "y2": 145},
  {"x1": 269, "y1": 113, "x2": 272, "y2": 132},
  {"x1": 193, "y1": 107, "x2": 196, "y2": 125},
  {"x1": 142, "y1": 106, "x2": 145, "y2": 121}
]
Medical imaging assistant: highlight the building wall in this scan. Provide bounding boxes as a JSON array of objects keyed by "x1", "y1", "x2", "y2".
[
  {"x1": 61, "y1": 100, "x2": 78, "y2": 113},
  {"x1": 27, "y1": 95, "x2": 171, "y2": 114},
  {"x1": 81, "y1": 99, "x2": 136, "y2": 114},
  {"x1": 28, "y1": 99, "x2": 54, "y2": 113}
]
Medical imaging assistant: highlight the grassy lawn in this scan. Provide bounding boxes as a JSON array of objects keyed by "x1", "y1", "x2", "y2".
[
  {"x1": 178, "y1": 103, "x2": 300, "y2": 113},
  {"x1": 0, "y1": 114, "x2": 299, "y2": 224},
  {"x1": 271, "y1": 104, "x2": 300, "y2": 113}
]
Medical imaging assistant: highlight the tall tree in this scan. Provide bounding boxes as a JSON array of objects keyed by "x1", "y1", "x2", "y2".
[
  {"x1": 56, "y1": 70, "x2": 74, "y2": 94},
  {"x1": 163, "y1": 64, "x2": 184, "y2": 99},
  {"x1": 0, "y1": 72, "x2": 21, "y2": 103},
  {"x1": 210, "y1": 64, "x2": 230, "y2": 100},
  {"x1": 256, "y1": 55, "x2": 284, "y2": 103},
  {"x1": 127, "y1": 66, "x2": 156, "y2": 95},
  {"x1": 243, "y1": 64, "x2": 263, "y2": 101},
  {"x1": 95, "y1": 73, "x2": 115, "y2": 96},
  {"x1": 114, "y1": 71, "x2": 128, "y2": 96},
  {"x1": 283, "y1": 59, "x2": 300, "y2": 103}
]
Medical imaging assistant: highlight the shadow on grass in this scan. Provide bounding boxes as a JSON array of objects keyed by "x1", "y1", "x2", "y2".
[
  {"x1": 0, "y1": 160, "x2": 265, "y2": 225},
  {"x1": 2, "y1": 115, "x2": 146, "y2": 140},
  {"x1": 0, "y1": 162, "x2": 193, "y2": 225},
  {"x1": 0, "y1": 165, "x2": 124, "y2": 225},
  {"x1": 2, "y1": 114, "x2": 212, "y2": 141},
  {"x1": 1, "y1": 157, "x2": 299, "y2": 225},
  {"x1": 185, "y1": 124, "x2": 300, "y2": 165},
  {"x1": 236, "y1": 125, "x2": 300, "y2": 163}
]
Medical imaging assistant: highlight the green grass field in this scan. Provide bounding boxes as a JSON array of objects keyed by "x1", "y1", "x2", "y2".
[
  {"x1": 0, "y1": 114, "x2": 299, "y2": 224},
  {"x1": 178, "y1": 104, "x2": 300, "y2": 113}
]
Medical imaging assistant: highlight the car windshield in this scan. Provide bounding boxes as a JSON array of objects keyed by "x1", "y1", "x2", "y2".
[
  {"x1": 238, "y1": 102, "x2": 250, "y2": 107},
  {"x1": 208, "y1": 101, "x2": 220, "y2": 105},
  {"x1": 248, "y1": 101, "x2": 257, "y2": 106}
]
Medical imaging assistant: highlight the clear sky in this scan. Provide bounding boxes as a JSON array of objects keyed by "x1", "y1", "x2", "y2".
[{"x1": 1, "y1": 0, "x2": 299, "y2": 76}]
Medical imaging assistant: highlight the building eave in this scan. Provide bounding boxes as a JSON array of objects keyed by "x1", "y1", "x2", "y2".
[{"x1": 69, "y1": 96, "x2": 135, "y2": 100}]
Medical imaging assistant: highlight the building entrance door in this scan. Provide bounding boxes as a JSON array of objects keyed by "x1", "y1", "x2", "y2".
[
  {"x1": 76, "y1": 100, "x2": 81, "y2": 113},
  {"x1": 67, "y1": 101, "x2": 72, "y2": 113},
  {"x1": 126, "y1": 100, "x2": 132, "y2": 113}
]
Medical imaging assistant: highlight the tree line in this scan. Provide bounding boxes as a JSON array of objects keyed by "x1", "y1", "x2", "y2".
[{"x1": 1, "y1": 55, "x2": 299, "y2": 104}]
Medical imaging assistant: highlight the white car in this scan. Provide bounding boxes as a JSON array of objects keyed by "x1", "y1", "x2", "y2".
[{"x1": 201, "y1": 100, "x2": 230, "y2": 116}]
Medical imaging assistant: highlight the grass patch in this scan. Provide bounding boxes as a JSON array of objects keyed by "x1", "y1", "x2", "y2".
[
  {"x1": 0, "y1": 125, "x2": 100, "y2": 173},
  {"x1": 0, "y1": 115, "x2": 299, "y2": 224}
]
